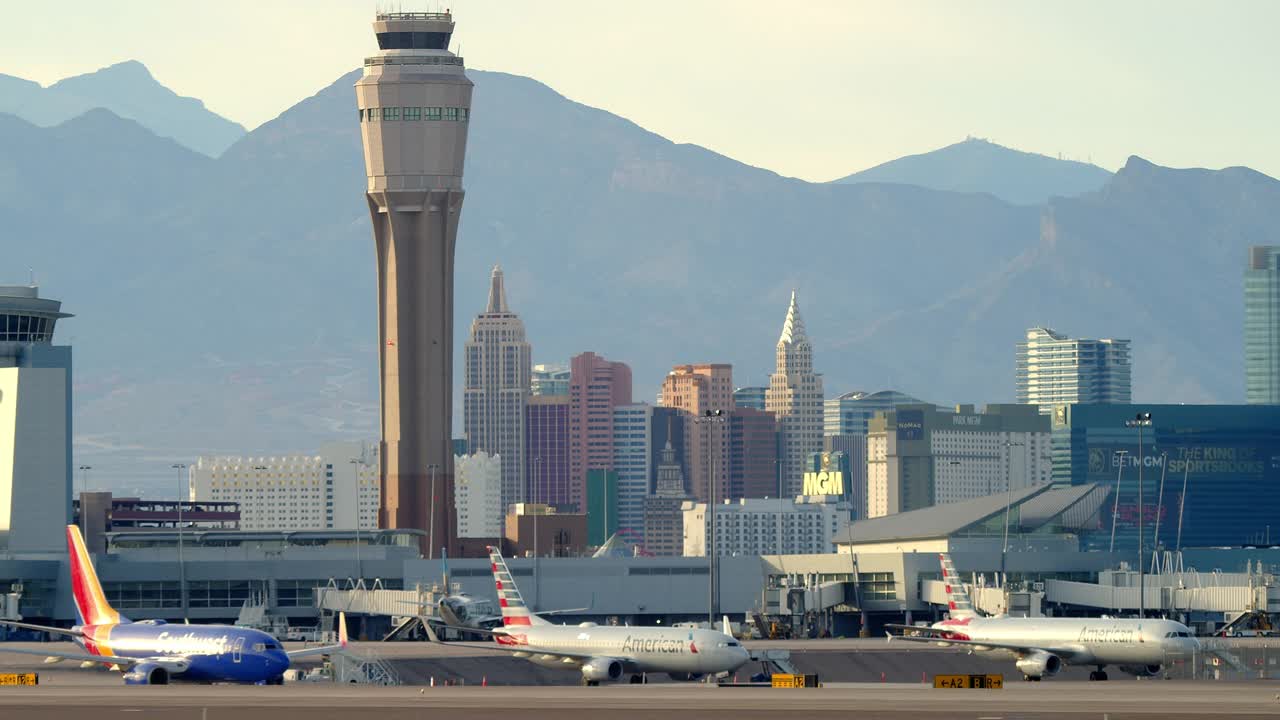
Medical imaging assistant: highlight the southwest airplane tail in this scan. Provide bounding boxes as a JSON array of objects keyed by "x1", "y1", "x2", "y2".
[
  {"x1": 0, "y1": 525, "x2": 349, "y2": 685},
  {"x1": 67, "y1": 525, "x2": 126, "y2": 627}
]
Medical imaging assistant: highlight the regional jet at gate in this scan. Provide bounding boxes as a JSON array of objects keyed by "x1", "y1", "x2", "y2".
[
  {"x1": 0, "y1": 526, "x2": 347, "y2": 685},
  {"x1": 434, "y1": 547, "x2": 750, "y2": 684},
  {"x1": 888, "y1": 553, "x2": 1200, "y2": 681}
]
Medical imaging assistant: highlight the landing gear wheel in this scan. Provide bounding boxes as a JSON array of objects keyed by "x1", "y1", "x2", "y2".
[
  {"x1": 630, "y1": 674, "x2": 647, "y2": 684},
  {"x1": 1023, "y1": 675, "x2": 1041, "y2": 682},
  {"x1": 1097, "y1": 671, "x2": 1108, "y2": 681},
  {"x1": 585, "y1": 680, "x2": 600, "y2": 687}
]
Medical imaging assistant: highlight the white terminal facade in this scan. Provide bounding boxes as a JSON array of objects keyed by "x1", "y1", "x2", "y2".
[
  {"x1": 682, "y1": 497, "x2": 851, "y2": 557},
  {"x1": 190, "y1": 441, "x2": 379, "y2": 531},
  {"x1": 866, "y1": 404, "x2": 1051, "y2": 518},
  {"x1": 454, "y1": 452, "x2": 502, "y2": 538}
]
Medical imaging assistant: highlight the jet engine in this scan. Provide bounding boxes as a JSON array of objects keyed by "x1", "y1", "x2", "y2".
[
  {"x1": 580, "y1": 657, "x2": 624, "y2": 683},
  {"x1": 667, "y1": 672, "x2": 705, "y2": 682},
  {"x1": 123, "y1": 663, "x2": 170, "y2": 685},
  {"x1": 1119, "y1": 664, "x2": 1161, "y2": 677},
  {"x1": 1015, "y1": 651, "x2": 1062, "y2": 679}
]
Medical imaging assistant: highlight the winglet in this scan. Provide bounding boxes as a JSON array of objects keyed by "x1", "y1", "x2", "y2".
[
  {"x1": 338, "y1": 612, "x2": 348, "y2": 648},
  {"x1": 722, "y1": 615, "x2": 732, "y2": 636}
]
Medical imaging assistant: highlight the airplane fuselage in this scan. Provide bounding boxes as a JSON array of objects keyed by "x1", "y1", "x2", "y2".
[
  {"x1": 931, "y1": 616, "x2": 1199, "y2": 668},
  {"x1": 78, "y1": 621, "x2": 290, "y2": 683},
  {"x1": 499, "y1": 624, "x2": 749, "y2": 676}
]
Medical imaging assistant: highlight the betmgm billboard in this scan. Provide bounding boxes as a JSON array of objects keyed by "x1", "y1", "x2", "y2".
[{"x1": 1081, "y1": 441, "x2": 1280, "y2": 549}]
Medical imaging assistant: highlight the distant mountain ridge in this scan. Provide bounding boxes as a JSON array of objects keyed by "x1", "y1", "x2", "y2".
[
  {"x1": 833, "y1": 137, "x2": 1113, "y2": 206},
  {"x1": 0, "y1": 61, "x2": 245, "y2": 157},
  {"x1": 1, "y1": 61, "x2": 1277, "y2": 496}
]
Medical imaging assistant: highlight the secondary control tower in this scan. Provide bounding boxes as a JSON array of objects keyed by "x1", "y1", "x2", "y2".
[{"x1": 356, "y1": 12, "x2": 473, "y2": 556}]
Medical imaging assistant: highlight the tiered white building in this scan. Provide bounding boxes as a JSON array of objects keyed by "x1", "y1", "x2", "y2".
[
  {"x1": 463, "y1": 265, "x2": 532, "y2": 527},
  {"x1": 190, "y1": 441, "x2": 379, "y2": 530},
  {"x1": 455, "y1": 452, "x2": 502, "y2": 538},
  {"x1": 682, "y1": 497, "x2": 851, "y2": 557},
  {"x1": 766, "y1": 291, "x2": 824, "y2": 497}
]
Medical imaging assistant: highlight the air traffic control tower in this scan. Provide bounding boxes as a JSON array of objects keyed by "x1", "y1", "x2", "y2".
[
  {"x1": 0, "y1": 286, "x2": 73, "y2": 554},
  {"x1": 356, "y1": 12, "x2": 472, "y2": 556}
]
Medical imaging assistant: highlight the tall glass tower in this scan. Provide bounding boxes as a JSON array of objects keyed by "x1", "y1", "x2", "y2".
[
  {"x1": 356, "y1": 11, "x2": 473, "y2": 556},
  {"x1": 1246, "y1": 246, "x2": 1280, "y2": 404}
]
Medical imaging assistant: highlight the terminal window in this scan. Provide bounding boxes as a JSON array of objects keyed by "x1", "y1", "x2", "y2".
[
  {"x1": 445, "y1": 107, "x2": 459, "y2": 121},
  {"x1": 382, "y1": 107, "x2": 400, "y2": 121},
  {"x1": 365, "y1": 108, "x2": 378, "y2": 122},
  {"x1": 425, "y1": 106, "x2": 442, "y2": 121},
  {"x1": 404, "y1": 107, "x2": 422, "y2": 121}
]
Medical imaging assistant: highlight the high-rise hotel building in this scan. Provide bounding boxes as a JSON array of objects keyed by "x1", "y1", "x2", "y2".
[
  {"x1": 356, "y1": 10, "x2": 472, "y2": 554},
  {"x1": 1015, "y1": 327, "x2": 1131, "y2": 412},
  {"x1": 568, "y1": 352, "x2": 632, "y2": 513},
  {"x1": 766, "y1": 292, "x2": 824, "y2": 497},
  {"x1": 464, "y1": 265, "x2": 531, "y2": 523},
  {"x1": 1246, "y1": 246, "x2": 1280, "y2": 404}
]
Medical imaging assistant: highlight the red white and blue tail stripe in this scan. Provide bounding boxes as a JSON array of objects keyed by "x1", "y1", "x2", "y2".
[
  {"x1": 939, "y1": 553, "x2": 977, "y2": 620},
  {"x1": 487, "y1": 546, "x2": 547, "y2": 627}
]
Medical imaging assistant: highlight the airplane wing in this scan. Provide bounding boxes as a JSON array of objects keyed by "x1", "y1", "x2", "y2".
[
  {"x1": 888, "y1": 632, "x2": 1091, "y2": 661},
  {"x1": 287, "y1": 612, "x2": 348, "y2": 660},
  {"x1": 0, "y1": 620, "x2": 85, "y2": 638},
  {"x1": 538, "y1": 607, "x2": 590, "y2": 616},
  {"x1": 0, "y1": 644, "x2": 137, "y2": 667}
]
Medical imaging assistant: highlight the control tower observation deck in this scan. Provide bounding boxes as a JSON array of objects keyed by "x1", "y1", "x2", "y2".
[{"x1": 356, "y1": 12, "x2": 473, "y2": 556}]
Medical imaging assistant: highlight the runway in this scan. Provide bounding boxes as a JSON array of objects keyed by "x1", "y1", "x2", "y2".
[{"x1": 1, "y1": 682, "x2": 1279, "y2": 720}]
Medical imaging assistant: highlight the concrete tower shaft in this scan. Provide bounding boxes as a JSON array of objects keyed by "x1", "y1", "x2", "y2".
[{"x1": 357, "y1": 11, "x2": 473, "y2": 557}]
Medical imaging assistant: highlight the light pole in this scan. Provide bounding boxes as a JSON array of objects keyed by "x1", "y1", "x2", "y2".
[
  {"x1": 1175, "y1": 458, "x2": 1191, "y2": 554},
  {"x1": 1000, "y1": 440, "x2": 1024, "y2": 588},
  {"x1": 171, "y1": 463, "x2": 187, "y2": 619},
  {"x1": 694, "y1": 409, "x2": 725, "y2": 627},
  {"x1": 1151, "y1": 451, "x2": 1169, "y2": 574},
  {"x1": 1124, "y1": 412, "x2": 1152, "y2": 619},
  {"x1": 349, "y1": 458, "x2": 364, "y2": 583},
  {"x1": 533, "y1": 457, "x2": 542, "y2": 559},
  {"x1": 77, "y1": 465, "x2": 92, "y2": 537},
  {"x1": 1109, "y1": 450, "x2": 1128, "y2": 553},
  {"x1": 533, "y1": 456, "x2": 541, "y2": 609},
  {"x1": 427, "y1": 463, "x2": 440, "y2": 560}
]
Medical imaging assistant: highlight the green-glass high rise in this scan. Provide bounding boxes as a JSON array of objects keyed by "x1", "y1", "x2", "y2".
[{"x1": 1246, "y1": 246, "x2": 1280, "y2": 404}]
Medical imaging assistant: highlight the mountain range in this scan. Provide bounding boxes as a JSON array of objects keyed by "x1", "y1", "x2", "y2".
[
  {"x1": 0, "y1": 61, "x2": 245, "y2": 157},
  {"x1": 832, "y1": 137, "x2": 1113, "y2": 206},
  {"x1": 1, "y1": 63, "x2": 1277, "y2": 495}
]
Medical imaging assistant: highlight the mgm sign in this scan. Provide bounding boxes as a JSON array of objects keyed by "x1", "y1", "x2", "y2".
[{"x1": 802, "y1": 470, "x2": 845, "y2": 498}]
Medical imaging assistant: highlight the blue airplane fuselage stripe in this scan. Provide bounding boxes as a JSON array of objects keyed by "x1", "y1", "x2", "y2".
[{"x1": 78, "y1": 623, "x2": 291, "y2": 684}]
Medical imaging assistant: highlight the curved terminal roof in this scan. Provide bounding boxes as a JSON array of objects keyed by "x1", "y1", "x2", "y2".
[{"x1": 836, "y1": 483, "x2": 1108, "y2": 545}]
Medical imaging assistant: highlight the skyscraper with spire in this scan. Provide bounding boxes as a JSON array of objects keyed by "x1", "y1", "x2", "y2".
[
  {"x1": 766, "y1": 291, "x2": 824, "y2": 497},
  {"x1": 464, "y1": 265, "x2": 531, "y2": 525}
]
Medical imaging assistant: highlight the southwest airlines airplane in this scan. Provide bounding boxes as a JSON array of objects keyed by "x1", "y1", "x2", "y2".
[
  {"x1": 450, "y1": 547, "x2": 750, "y2": 685},
  {"x1": 0, "y1": 526, "x2": 347, "y2": 685},
  {"x1": 890, "y1": 553, "x2": 1200, "y2": 681}
]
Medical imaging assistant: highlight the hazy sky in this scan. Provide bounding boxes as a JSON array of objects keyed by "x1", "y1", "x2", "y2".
[{"x1": 2, "y1": 0, "x2": 1277, "y2": 181}]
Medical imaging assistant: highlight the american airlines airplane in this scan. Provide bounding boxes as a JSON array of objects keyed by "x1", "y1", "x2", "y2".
[
  {"x1": 890, "y1": 553, "x2": 1200, "y2": 681},
  {"x1": 450, "y1": 547, "x2": 750, "y2": 685},
  {"x1": 0, "y1": 526, "x2": 347, "y2": 685}
]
